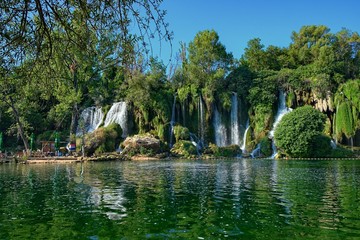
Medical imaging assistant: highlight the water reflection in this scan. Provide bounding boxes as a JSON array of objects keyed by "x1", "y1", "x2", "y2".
[{"x1": 0, "y1": 159, "x2": 360, "y2": 239}]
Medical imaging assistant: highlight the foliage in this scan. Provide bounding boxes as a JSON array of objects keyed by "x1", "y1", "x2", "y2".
[
  {"x1": 248, "y1": 71, "x2": 278, "y2": 138},
  {"x1": 274, "y1": 106, "x2": 326, "y2": 157},
  {"x1": 184, "y1": 30, "x2": 233, "y2": 106},
  {"x1": 329, "y1": 146, "x2": 355, "y2": 158},
  {"x1": 83, "y1": 123, "x2": 122, "y2": 156},
  {"x1": 310, "y1": 135, "x2": 332, "y2": 158},
  {"x1": 334, "y1": 79, "x2": 360, "y2": 142},
  {"x1": 171, "y1": 140, "x2": 197, "y2": 158},
  {"x1": 208, "y1": 143, "x2": 242, "y2": 157},
  {"x1": 259, "y1": 138, "x2": 272, "y2": 157},
  {"x1": 173, "y1": 125, "x2": 190, "y2": 142}
]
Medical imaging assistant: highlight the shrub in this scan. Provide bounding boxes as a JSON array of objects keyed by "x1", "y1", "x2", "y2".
[
  {"x1": 274, "y1": 106, "x2": 326, "y2": 158},
  {"x1": 171, "y1": 140, "x2": 197, "y2": 158},
  {"x1": 173, "y1": 125, "x2": 190, "y2": 142},
  {"x1": 208, "y1": 143, "x2": 241, "y2": 157},
  {"x1": 260, "y1": 137, "x2": 272, "y2": 157}
]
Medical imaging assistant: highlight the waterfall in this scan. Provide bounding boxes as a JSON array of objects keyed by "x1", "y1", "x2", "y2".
[
  {"x1": 169, "y1": 95, "x2": 176, "y2": 147},
  {"x1": 230, "y1": 93, "x2": 240, "y2": 145},
  {"x1": 190, "y1": 133, "x2": 201, "y2": 156},
  {"x1": 104, "y1": 102, "x2": 128, "y2": 138},
  {"x1": 198, "y1": 96, "x2": 205, "y2": 148},
  {"x1": 241, "y1": 120, "x2": 250, "y2": 151},
  {"x1": 270, "y1": 91, "x2": 292, "y2": 158},
  {"x1": 77, "y1": 107, "x2": 104, "y2": 135},
  {"x1": 213, "y1": 106, "x2": 227, "y2": 146},
  {"x1": 330, "y1": 139, "x2": 337, "y2": 149},
  {"x1": 250, "y1": 144, "x2": 261, "y2": 158}
]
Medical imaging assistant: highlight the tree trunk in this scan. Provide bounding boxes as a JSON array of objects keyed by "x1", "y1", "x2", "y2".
[
  {"x1": 69, "y1": 62, "x2": 78, "y2": 142},
  {"x1": 9, "y1": 98, "x2": 30, "y2": 152},
  {"x1": 69, "y1": 103, "x2": 78, "y2": 140}
]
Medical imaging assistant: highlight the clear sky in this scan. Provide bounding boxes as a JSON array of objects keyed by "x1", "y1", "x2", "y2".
[{"x1": 153, "y1": 0, "x2": 360, "y2": 64}]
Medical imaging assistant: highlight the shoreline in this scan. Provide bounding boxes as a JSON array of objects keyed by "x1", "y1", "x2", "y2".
[{"x1": 1, "y1": 155, "x2": 360, "y2": 164}]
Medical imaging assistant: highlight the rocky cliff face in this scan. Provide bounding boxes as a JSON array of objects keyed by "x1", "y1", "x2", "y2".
[{"x1": 313, "y1": 92, "x2": 334, "y2": 113}]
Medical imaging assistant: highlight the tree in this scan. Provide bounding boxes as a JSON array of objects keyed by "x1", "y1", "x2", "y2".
[
  {"x1": 0, "y1": 0, "x2": 172, "y2": 70},
  {"x1": 274, "y1": 106, "x2": 327, "y2": 157},
  {"x1": 187, "y1": 30, "x2": 233, "y2": 105},
  {"x1": 0, "y1": 0, "x2": 172, "y2": 151}
]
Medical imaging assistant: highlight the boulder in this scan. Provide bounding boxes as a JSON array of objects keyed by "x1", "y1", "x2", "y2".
[{"x1": 122, "y1": 134, "x2": 161, "y2": 156}]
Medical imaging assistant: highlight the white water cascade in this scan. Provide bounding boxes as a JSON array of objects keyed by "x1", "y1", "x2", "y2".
[
  {"x1": 77, "y1": 107, "x2": 104, "y2": 135},
  {"x1": 213, "y1": 106, "x2": 228, "y2": 147},
  {"x1": 104, "y1": 102, "x2": 128, "y2": 138},
  {"x1": 230, "y1": 93, "x2": 241, "y2": 145},
  {"x1": 241, "y1": 120, "x2": 250, "y2": 152},
  {"x1": 270, "y1": 91, "x2": 292, "y2": 158}
]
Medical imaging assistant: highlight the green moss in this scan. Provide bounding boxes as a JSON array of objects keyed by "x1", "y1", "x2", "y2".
[{"x1": 286, "y1": 91, "x2": 296, "y2": 108}]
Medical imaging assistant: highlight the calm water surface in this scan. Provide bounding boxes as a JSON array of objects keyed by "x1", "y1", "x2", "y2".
[{"x1": 1, "y1": 159, "x2": 360, "y2": 239}]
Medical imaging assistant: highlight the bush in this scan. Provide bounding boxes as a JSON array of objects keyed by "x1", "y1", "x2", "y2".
[
  {"x1": 329, "y1": 146, "x2": 355, "y2": 158},
  {"x1": 171, "y1": 140, "x2": 197, "y2": 158},
  {"x1": 310, "y1": 135, "x2": 332, "y2": 157},
  {"x1": 274, "y1": 106, "x2": 326, "y2": 158},
  {"x1": 208, "y1": 143, "x2": 242, "y2": 157},
  {"x1": 260, "y1": 137, "x2": 272, "y2": 157},
  {"x1": 173, "y1": 125, "x2": 190, "y2": 142}
]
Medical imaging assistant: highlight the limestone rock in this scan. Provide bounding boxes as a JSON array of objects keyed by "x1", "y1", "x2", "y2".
[{"x1": 122, "y1": 134, "x2": 161, "y2": 155}]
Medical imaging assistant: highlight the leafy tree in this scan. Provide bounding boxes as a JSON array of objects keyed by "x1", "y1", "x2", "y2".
[
  {"x1": 187, "y1": 30, "x2": 233, "y2": 105},
  {"x1": 0, "y1": 0, "x2": 172, "y2": 150},
  {"x1": 247, "y1": 70, "x2": 278, "y2": 139},
  {"x1": 289, "y1": 25, "x2": 332, "y2": 66},
  {"x1": 125, "y1": 58, "x2": 171, "y2": 134},
  {"x1": 274, "y1": 106, "x2": 326, "y2": 157}
]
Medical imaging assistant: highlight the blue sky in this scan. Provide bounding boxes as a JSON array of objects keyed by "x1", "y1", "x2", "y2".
[{"x1": 152, "y1": 0, "x2": 360, "y2": 64}]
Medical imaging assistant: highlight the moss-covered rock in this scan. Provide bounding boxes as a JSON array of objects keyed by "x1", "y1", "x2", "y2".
[
  {"x1": 208, "y1": 143, "x2": 242, "y2": 157},
  {"x1": 171, "y1": 140, "x2": 197, "y2": 158},
  {"x1": 81, "y1": 123, "x2": 122, "y2": 156},
  {"x1": 121, "y1": 133, "x2": 162, "y2": 157}
]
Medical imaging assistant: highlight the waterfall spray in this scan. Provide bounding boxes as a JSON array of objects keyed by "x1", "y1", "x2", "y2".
[
  {"x1": 269, "y1": 91, "x2": 292, "y2": 158},
  {"x1": 104, "y1": 102, "x2": 128, "y2": 138},
  {"x1": 230, "y1": 93, "x2": 240, "y2": 145}
]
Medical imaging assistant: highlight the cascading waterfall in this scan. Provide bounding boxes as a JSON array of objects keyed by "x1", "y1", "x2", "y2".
[
  {"x1": 230, "y1": 93, "x2": 241, "y2": 145},
  {"x1": 330, "y1": 139, "x2": 337, "y2": 149},
  {"x1": 250, "y1": 144, "x2": 261, "y2": 158},
  {"x1": 269, "y1": 91, "x2": 292, "y2": 158},
  {"x1": 104, "y1": 102, "x2": 128, "y2": 138},
  {"x1": 77, "y1": 107, "x2": 104, "y2": 135},
  {"x1": 169, "y1": 95, "x2": 176, "y2": 147},
  {"x1": 213, "y1": 106, "x2": 228, "y2": 146},
  {"x1": 241, "y1": 120, "x2": 250, "y2": 152},
  {"x1": 198, "y1": 96, "x2": 205, "y2": 148}
]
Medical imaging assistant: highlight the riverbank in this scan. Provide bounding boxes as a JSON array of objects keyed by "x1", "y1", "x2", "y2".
[{"x1": 1, "y1": 154, "x2": 360, "y2": 164}]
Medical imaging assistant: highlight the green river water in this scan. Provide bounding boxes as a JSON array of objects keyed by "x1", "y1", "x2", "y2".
[{"x1": 0, "y1": 159, "x2": 360, "y2": 239}]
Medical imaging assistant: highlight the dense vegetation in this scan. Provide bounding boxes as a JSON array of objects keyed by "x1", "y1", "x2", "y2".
[
  {"x1": 1, "y1": 1, "x2": 360, "y2": 157},
  {"x1": 274, "y1": 106, "x2": 328, "y2": 157}
]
